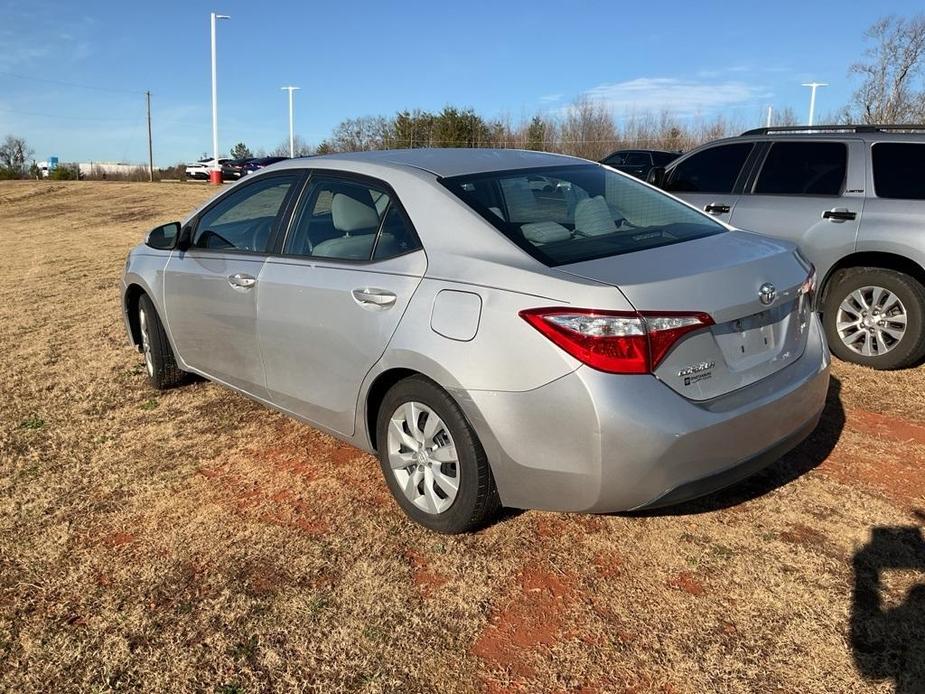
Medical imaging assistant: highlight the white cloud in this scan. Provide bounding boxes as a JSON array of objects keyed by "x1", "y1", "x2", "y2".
[
  {"x1": 579, "y1": 77, "x2": 772, "y2": 117},
  {"x1": 539, "y1": 93, "x2": 563, "y2": 103}
]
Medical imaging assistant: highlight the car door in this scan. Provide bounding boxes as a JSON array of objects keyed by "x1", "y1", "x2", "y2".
[
  {"x1": 663, "y1": 141, "x2": 758, "y2": 224},
  {"x1": 728, "y1": 139, "x2": 864, "y2": 280},
  {"x1": 163, "y1": 171, "x2": 302, "y2": 394},
  {"x1": 257, "y1": 172, "x2": 426, "y2": 435},
  {"x1": 621, "y1": 151, "x2": 652, "y2": 179}
]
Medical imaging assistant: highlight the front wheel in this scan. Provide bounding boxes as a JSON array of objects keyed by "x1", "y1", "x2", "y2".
[
  {"x1": 137, "y1": 294, "x2": 186, "y2": 389},
  {"x1": 375, "y1": 376, "x2": 501, "y2": 533},
  {"x1": 822, "y1": 268, "x2": 925, "y2": 370}
]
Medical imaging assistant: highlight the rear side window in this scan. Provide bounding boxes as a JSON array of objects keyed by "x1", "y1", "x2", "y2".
[
  {"x1": 754, "y1": 142, "x2": 846, "y2": 196},
  {"x1": 624, "y1": 152, "x2": 650, "y2": 166},
  {"x1": 665, "y1": 143, "x2": 753, "y2": 194},
  {"x1": 872, "y1": 142, "x2": 925, "y2": 199},
  {"x1": 193, "y1": 175, "x2": 298, "y2": 252},
  {"x1": 285, "y1": 177, "x2": 420, "y2": 261},
  {"x1": 603, "y1": 152, "x2": 627, "y2": 165}
]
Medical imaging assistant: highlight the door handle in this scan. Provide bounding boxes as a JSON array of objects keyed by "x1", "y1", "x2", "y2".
[
  {"x1": 352, "y1": 288, "x2": 397, "y2": 307},
  {"x1": 228, "y1": 273, "x2": 257, "y2": 288},
  {"x1": 704, "y1": 203, "x2": 731, "y2": 215},
  {"x1": 822, "y1": 208, "x2": 857, "y2": 222}
]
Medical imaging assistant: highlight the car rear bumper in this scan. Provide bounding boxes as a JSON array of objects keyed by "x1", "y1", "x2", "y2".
[{"x1": 455, "y1": 313, "x2": 830, "y2": 513}]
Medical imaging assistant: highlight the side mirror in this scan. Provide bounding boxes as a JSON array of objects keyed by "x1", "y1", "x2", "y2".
[
  {"x1": 145, "y1": 222, "x2": 181, "y2": 250},
  {"x1": 646, "y1": 166, "x2": 666, "y2": 188}
]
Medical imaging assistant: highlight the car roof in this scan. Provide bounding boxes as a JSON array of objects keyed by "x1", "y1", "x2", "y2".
[{"x1": 272, "y1": 148, "x2": 586, "y2": 178}]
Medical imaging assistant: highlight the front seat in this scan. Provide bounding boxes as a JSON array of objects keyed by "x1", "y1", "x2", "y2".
[{"x1": 312, "y1": 193, "x2": 380, "y2": 259}]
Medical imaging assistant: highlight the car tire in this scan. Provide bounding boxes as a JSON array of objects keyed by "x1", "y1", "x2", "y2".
[
  {"x1": 822, "y1": 267, "x2": 925, "y2": 370},
  {"x1": 138, "y1": 294, "x2": 186, "y2": 389},
  {"x1": 375, "y1": 375, "x2": 501, "y2": 533}
]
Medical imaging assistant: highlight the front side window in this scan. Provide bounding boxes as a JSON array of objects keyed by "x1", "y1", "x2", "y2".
[
  {"x1": 872, "y1": 142, "x2": 925, "y2": 200},
  {"x1": 193, "y1": 175, "x2": 298, "y2": 252},
  {"x1": 624, "y1": 152, "x2": 651, "y2": 166},
  {"x1": 754, "y1": 141, "x2": 847, "y2": 196},
  {"x1": 285, "y1": 177, "x2": 420, "y2": 261},
  {"x1": 665, "y1": 143, "x2": 753, "y2": 194},
  {"x1": 443, "y1": 164, "x2": 724, "y2": 266},
  {"x1": 603, "y1": 152, "x2": 627, "y2": 166}
]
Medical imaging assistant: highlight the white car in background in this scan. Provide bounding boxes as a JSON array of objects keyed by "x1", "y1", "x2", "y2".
[{"x1": 185, "y1": 158, "x2": 226, "y2": 180}]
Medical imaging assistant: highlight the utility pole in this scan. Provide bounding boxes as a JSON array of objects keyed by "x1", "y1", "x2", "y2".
[
  {"x1": 210, "y1": 12, "x2": 230, "y2": 184},
  {"x1": 280, "y1": 86, "x2": 300, "y2": 157},
  {"x1": 145, "y1": 90, "x2": 154, "y2": 182},
  {"x1": 801, "y1": 82, "x2": 828, "y2": 127}
]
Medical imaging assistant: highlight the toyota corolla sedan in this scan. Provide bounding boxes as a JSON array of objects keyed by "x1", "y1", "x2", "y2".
[{"x1": 122, "y1": 149, "x2": 830, "y2": 533}]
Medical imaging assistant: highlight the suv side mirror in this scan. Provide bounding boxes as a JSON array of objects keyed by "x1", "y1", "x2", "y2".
[
  {"x1": 646, "y1": 166, "x2": 666, "y2": 188},
  {"x1": 145, "y1": 222, "x2": 181, "y2": 250}
]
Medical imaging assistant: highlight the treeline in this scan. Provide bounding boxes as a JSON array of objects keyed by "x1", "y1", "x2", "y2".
[{"x1": 312, "y1": 101, "x2": 801, "y2": 161}]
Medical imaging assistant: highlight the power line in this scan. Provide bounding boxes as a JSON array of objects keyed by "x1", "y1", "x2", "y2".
[
  {"x1": 0, "y1": 69, "x2": 143, "y2": 95},
  {"x1": 0, "y1": 106, "x2": 143, "y2": 123}
]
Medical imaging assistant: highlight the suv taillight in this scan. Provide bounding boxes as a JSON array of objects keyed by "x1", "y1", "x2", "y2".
[{"x1": 519, "y1": 307, "x2": 714, "y2": 374}]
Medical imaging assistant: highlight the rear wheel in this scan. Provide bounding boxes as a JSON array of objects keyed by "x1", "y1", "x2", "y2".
[
  {"x1": 375, "y1": 376, "x2": 501, "y2": 533},
  {"x1": 822, "y1": 267, "x2": 925, "y2": 369},
  {"x1": 138, "y1": 294, "x2": 186, "y2": 389}
]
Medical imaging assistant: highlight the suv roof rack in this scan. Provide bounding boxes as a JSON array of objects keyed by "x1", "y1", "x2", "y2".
[{"x1": 740, "y1": 124, "x2": 925, "y2": 136}]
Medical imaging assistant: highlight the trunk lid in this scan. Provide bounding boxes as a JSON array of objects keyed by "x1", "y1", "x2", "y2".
[{"x1": 558, "y1": 230, "x2": 813, "y2": 400}]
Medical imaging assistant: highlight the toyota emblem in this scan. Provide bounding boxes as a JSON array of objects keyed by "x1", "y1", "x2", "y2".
[{"x1": 758, "y1": 282, "x2": 777, "y2": 306}]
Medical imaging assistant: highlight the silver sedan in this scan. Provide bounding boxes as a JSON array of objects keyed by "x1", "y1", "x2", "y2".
[{"x1": 122, "y1": 149, "x2": 829, "y2": 533}]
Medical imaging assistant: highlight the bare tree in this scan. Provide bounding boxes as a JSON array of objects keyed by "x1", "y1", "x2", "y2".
[
  {"x1": 0, "y1": 135, "x2": 34, "y2": 177},
  {"x1": 270, "y1": 134, "x2": 312, "y2": 157},
  {"x1": 559, "y1": 98, "x2": 617, "y2": 160},
  {"x1": 850, "y1": 15, "x2": 925, "y2": 123}
]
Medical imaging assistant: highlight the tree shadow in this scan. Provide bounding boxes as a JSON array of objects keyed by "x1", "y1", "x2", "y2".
[
  {"x1": 852, "y1": 525, "x2": 925, "y2": 694},
  {"x1": 628, "y1": 374, "x2": 845, "y2": 517}
]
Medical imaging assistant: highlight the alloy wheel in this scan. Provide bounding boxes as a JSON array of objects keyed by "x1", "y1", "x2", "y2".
[{"x1": 835, "y1": 285, "x2": 907, "y2": 357}]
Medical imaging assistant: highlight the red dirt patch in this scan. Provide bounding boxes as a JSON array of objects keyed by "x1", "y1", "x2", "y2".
[
  {"x1": 100, "y1": 531, "x2": 135, "y2": 548},
  {"x1": 405, "y1": 549, "x2": 449, "y2": 594},
  {"x1": 593, "y1": 551, "x2": 623, "y2": 578},
  {"x1": 666, "y1": 571, "x2": 705, "y2": 597},
  {"x1": 329, "y1": 444, "x2": 359, "y2": 465},
  {"x1": 849, "y1": 408, "x2": 925, "y2": 447},
  {"x1": 472, "y1": 564, "x2": 575, "y2": 678},
  {"x1": 779, "y1": 522, "x2": 828, "y2": 548}
]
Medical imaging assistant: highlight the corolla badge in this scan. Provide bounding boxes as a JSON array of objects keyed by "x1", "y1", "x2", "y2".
[{"x1": 758, "y1": 282, "x2": 777, "y2": 306}]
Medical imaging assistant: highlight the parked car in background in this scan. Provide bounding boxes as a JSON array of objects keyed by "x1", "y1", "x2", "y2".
[
  {"x1": 601, "y1": 149, "x2": 681, "y2": 180},
  {"x1": 243, "y1": 156, "x2": 288, "y2": 175},
  {"x1": 122, "y1": 149, "x2": 827, "y2": 532},
  {"x1": 185, "y1": 157, "x2": 228, "y2": 180},
  {"x1": 648, "y1": 125, "x2": 925, "y2": 370},
  {"x1": 221, "y1": 158, "x2": 251, "y2": 181}
]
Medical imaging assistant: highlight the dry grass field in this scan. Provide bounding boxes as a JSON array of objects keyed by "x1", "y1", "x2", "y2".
[{"x1": 1, "y1": 180, "x2": 924, "y2": 693}]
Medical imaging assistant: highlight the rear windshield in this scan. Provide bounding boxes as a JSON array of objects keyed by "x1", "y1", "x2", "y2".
[
  {"x1": 441, "y1": 164, "x2": 724, "y2": 266},
  {"x1": 872, "y1": 142, "x2": 925, "y2": 200}
]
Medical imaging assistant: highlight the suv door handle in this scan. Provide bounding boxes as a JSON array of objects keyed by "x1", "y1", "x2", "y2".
[
  {"x1": 822, "y1": 208, "x2": 857, "y2": 222},
  {"x1": 704, "y1": 203, "x2": 731, "y2": 215},
  {"x1": 352, "y1": 288, "x2": 397, "y2": 307},
  {"x1": 228, "y1": 273, "x2": 257, "y2": 288}
]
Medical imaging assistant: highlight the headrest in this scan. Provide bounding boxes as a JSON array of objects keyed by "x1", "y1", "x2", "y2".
[
  {"x1": 522, "y1": 221, "x2": 571, "y2": 244},
  {"x1": 332, "y1": 193, "x2": 379, "y2": 232},
  {"x1": 574, "y1": 196, "x2": 617, "y2": 236}
]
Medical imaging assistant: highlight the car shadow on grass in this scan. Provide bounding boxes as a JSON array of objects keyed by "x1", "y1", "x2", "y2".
[
  {"x1": 625, "y1": 374, "x2": 846, "y2": 517},
  {"x1": 851, "y1": 523, "x2": 925, "y2": 694}
]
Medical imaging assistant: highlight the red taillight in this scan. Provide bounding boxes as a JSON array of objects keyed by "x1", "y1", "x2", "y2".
[{"x1": 519, "y1": 307, "x2": 714, "y2": 374}]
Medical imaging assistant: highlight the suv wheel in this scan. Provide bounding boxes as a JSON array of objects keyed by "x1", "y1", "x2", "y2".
[
  {"x1": 822, "y1": 268, "x2": 925, "y2": 369},
  {"x1": 375, "y1": 376, "x2": 501, "y2": 533}
]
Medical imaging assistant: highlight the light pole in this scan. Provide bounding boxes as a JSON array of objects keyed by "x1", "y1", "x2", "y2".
[
  {"x1": 801, "y1": 82, "x2": 828, "y2": 127},
  {"x1": 281, "y1": 86, "x2": 300, "y2": 157},
  {"x1": 210, "y1": 12, "x2": 230, "y2": 184}
]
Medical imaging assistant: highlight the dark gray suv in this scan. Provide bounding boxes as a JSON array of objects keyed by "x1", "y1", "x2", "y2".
[{"x1": 650, "y1": 125, "x2": 925, "y2": 369}]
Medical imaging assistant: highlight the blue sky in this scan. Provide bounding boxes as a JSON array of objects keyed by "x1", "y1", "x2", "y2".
[{"x1": 0, "y1": 0, "x2": 917, "y2": 165}]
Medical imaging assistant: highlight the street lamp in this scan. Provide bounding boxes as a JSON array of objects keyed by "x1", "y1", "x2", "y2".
[
  {"x1": 281, "y1": 86, "x2": 300, "y2": 158},
  {"x1": 210, "y1": 12, "x2": 230, "y2": 184},
  {"x1": 801, "y1": 82, "x2": 828, "y2": 127}
]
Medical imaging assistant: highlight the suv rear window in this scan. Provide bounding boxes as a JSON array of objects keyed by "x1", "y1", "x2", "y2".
[
  {"x1": 754, "y1": 141, "x2": 846, "y2": 196},
  {"x1": 442, "y1": 165, "x2": 724, "y2": 267},
  {"x1": 872, "y1": 142, "x2": 925, "y2": 200}
]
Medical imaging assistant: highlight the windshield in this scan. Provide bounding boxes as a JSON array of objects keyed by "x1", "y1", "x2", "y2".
[{"x1": 442, "y1": 164, "x2": 724, "y2": 266}]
